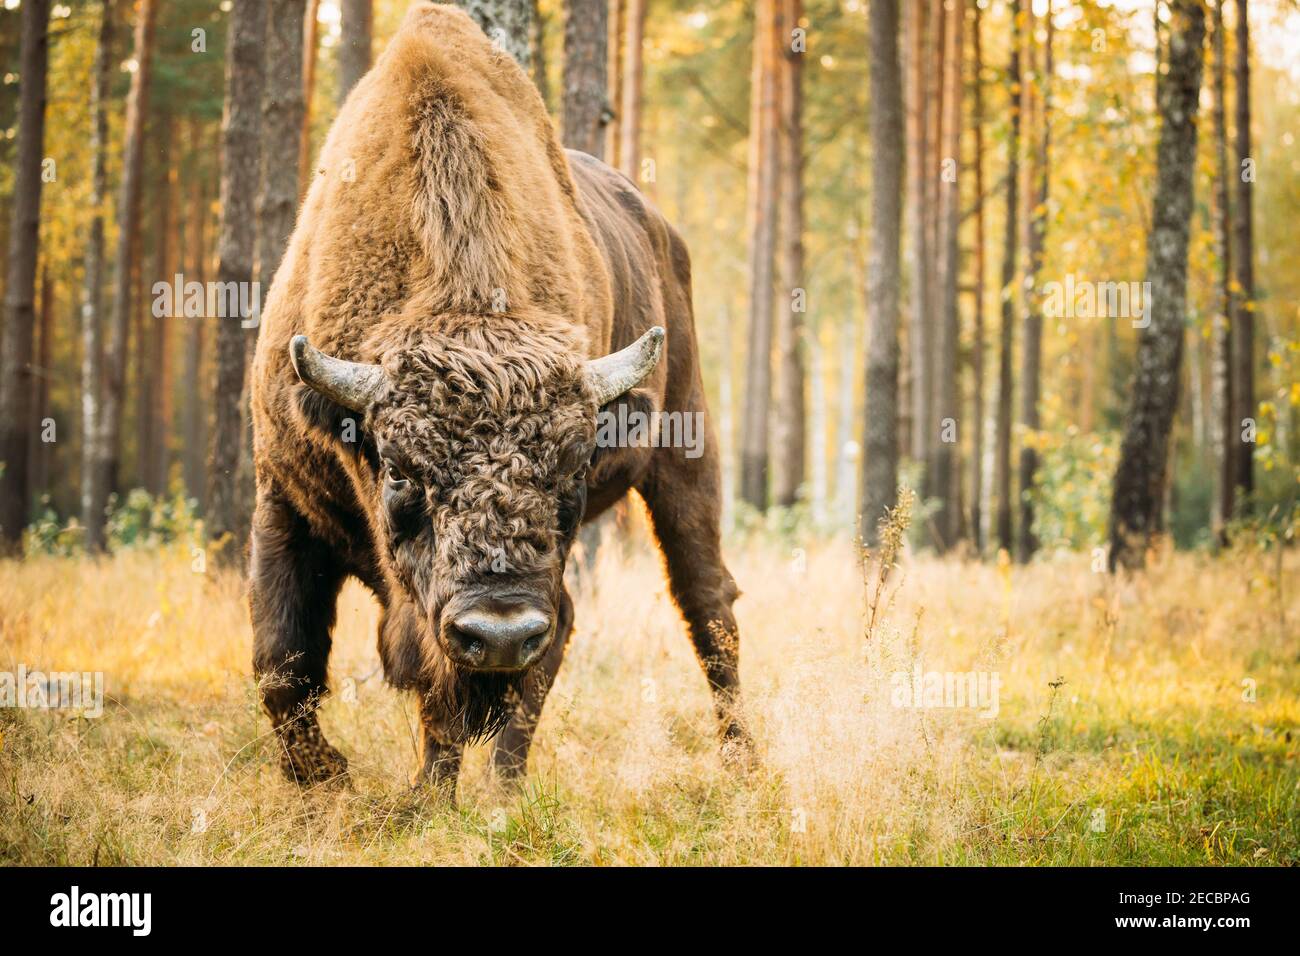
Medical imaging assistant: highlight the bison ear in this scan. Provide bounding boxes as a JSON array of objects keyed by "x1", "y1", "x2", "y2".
[
  {"x1": 585, "y1": 326, "x2": 664, "y2": 405},
  {"x1": 289, "y1": 335, "x2": 386, "y2": 413}
]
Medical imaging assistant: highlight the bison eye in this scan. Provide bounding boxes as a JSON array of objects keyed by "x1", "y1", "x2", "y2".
[{"x1": 384, "y1": 461, "x2": 408, "y2": 486}]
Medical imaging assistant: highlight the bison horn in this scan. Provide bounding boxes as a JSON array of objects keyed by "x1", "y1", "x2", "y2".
[
  {"x1": 289, "y1": 335, "x2": 386, "y2": 412},
  {"x1": 585, "y1": 326, "x2": 666, "y2": 406}
]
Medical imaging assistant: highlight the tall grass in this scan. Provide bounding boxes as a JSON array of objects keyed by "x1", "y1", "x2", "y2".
[{"x1": 0, "y1": 532, "x2": 1295, "y2": 865}]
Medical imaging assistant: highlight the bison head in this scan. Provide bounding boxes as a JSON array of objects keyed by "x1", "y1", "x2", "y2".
[{"x1": 289, "y1": 319, "x2": 662, "y2": 707}]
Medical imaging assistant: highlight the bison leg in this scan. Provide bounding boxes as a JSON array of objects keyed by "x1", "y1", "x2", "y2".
[
  {"x1": 416, "y1": 719, "x2": 463, "y2": 804},
  {"x1": 638, "y1": 438, "x2": 754, "y2": 762},
  {"x1": 250, "y1": 494, "x2": 350, "y2": 787},
  {"x1": 491, "y1": 589, "x2": 575, "y2": 780}
]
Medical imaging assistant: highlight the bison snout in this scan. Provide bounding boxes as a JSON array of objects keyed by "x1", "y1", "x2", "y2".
[{"x1": 445, "y1": 606, "x2": 553, "y2": 671}]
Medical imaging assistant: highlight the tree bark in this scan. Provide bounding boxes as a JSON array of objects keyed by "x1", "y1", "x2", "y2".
[
  {"x1": 28, "y1": 267, "x2": 52, "y2": 504},
  {"x1": 920, "y1": 0, "x2": 944, "y2": 481},
  {"x1": 0, "y1": 0, "x2": 50, "y2": 549},
  {"x1": 239, "y1": 0, "x2": 306, "y2": 543},
  {"x1": 458, "y1": 0, "x2": 533, "y2": 70},
  {"x1": 861, "y1": 0, "x2": 904, "y2": 546},
  {"x1": 208, "y1": 0, "x2": 266, "y2": 560},
  {"x1": 840, "y1": 240, "x2": 864, "y2": 525},
  {"x1": 740, "y1": 0, "x2": 780, "y2": 511},
  {"x1": 299, "y1": 0, "x2": 321, "y2": 199},
  {"x1": 993, "y1": 0, "x2": 1020, "y2": 554},
  {"x1": 182, "y1": 121, "x2": 208, "y2": 507},
  {"x1": 932, "y1": 0, "x2": 964, "y2": 550},
  {"x1": 773, "y1": 0, "x2": 806, "y2": 507},
  {"x1": 561, "y1": 0, "x2": 609, "y2": 159},
  {"x1": 1016, "y1": 0, "x2": 1051, "y2": 563},
  {"x1": 1230, "y1": 0, "x2": 1254, "y2": 505},
  {"x1": 150, "y1": 118, "x2": 175, "y2": 495},
  {"x1": 605, "y1": 0, "x2": 624, "y2": 166},
  {"x1": 617, "y1": 0, "x2": 646, "y2": 179},
  {"x1": 1209, "y1": 0, "x2": 1233, "y2": 541},
  {"x1": 81, "y1": 0, "x2": 114, "y2": 551},
  {"x1": 98, "y1": 0, "x2": 157, "y2": 535},
  {"x1": 969, "y1": 0, "x2": 986, "y2": 553},
  {"x1": 337, "y1": 0, "x2": 372, "y2": 106},
  {"x1": 133, "y1": 225, "x2": 150, "y2": 492},
  {"x1": 256, "y1": 0, "x2": 306, "y2": 310},
  {"x1": 1108, "y1": 0, "x2": 1205, "y2": 571},
  {"x1": 905, "y1": 0, "x2": 930, "y2": 463},
  {"x1": 531, "y1": 0, "x2": 550, "y2": 106}
]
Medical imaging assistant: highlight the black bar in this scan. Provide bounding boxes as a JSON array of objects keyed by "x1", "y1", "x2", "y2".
[{"x1": 0, "y1": 866, "x2": 1287, "y2": 942}]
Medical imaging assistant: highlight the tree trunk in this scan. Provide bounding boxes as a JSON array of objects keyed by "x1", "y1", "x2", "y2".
[
  {"x1": 740, "y1": 0, "x2": 780, "y2": 512},
  {"x1": 905, "y1": 0, "x2": 929, "y2": 463},
  {"x1": 605, "y1": 0, "x2": 624, "y2": 166},
  {"x1": 861, "y1": 0, "x2": 904, "y2": 545},
  {"x1": 920, "y1": 0, "x2": 944, "y2": 483},
  {"x1": 299, "y1": 0, "x2": 321, "y2": 199},
  {"x1": 151, "y1": 119, "x2": 175, "y2": 495},
  {"x1": 932, "y1": 0, "x2": 964, "y2": 550},
  {"x1": 256, "y1": 0, "x2": 306, "y2": 314},
  {"x1": 0, "y1": 0, "x2": 50, "y2": 549},
  {"x1": 208, "y1": 0, "x2": 266, "y2": 560},
  {"x1": 617, "y1": 0, "x2": 646, "y2": 180},
  {"x1": 969, "y1": 0, "x2": 986, "y2": 553},
  {"x1": 561, "y1": 0, "x2": 608, "y2": 159},
  {"x1": 458, "y1": 0, "x2": 533, "y2": 70},
  {"x1": 773, "y1": 0, "x2": 806, "y2": 508},
  {"x1": 337, "y1": 0, "x2": 372, "y2": 105},
  {"x1": 1230, "y1": 0, "x2": 1254, "y2": 505},
  {"x1": 28, "y1": 267, "x2": 52, "y2": 504},
  {"x1": 134, "y1": 229, "x2": 153, "y2": 492},
  {"x1": 531, "y1": 0, "x2": 550, "y2": 106},
  {"x1": 1209, "y1": 0, "x2": 1233, "y2": 542},
  {"x1": 808, "y1": 329, "x2": 828, "y2": 526},
  {"x1": 240, "y1": 0, "x2": 307, "y2": 544},
  {"x1": 1108, "y1": 0, "x2": 1205, "y2": 571},
  {"x1": 993, "y1": 0, "x2": 1020, "y2": 555},
  {"x1": 182, "y1": 121, "x2": 208, "y2": 507},
  {"x1": 81, "y1": 0, "x2": 113, "y2": 551},
  {"x1": 97, "y1": 0, "x2": 157, "y2": 535},
  {"x1": 838, "y1": 244, "x2": 862, "y2": 525},
  {"x1": 1016, "y1": 0, "x2": 1051, "y2": 563}
]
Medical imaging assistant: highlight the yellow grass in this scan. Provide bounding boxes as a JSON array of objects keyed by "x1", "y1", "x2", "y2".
[{"x1": 1, "y1": 534, "x2": 1296, "y2": 865}]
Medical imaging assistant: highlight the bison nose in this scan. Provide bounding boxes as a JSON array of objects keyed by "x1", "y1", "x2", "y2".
[{"x1": 447, "y1": 608, "x2": 553, "y2": 671}]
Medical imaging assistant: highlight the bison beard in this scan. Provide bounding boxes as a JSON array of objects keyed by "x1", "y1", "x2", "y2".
[
  {"x1": 248, "y1": 3, "x2": 751, "y2": 800},
  {"x1": 426, "y1": 666, "x2": 526, "y2": 746}
]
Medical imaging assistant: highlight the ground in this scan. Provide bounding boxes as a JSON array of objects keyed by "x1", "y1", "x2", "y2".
[{"x1": 1, "y1": 526, "x2": 1296, "y2": 865}]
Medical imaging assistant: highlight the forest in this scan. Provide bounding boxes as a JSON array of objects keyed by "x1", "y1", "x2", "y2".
[{"x1": 0, "y1": 0, "x2": 1296, "y2": 867}]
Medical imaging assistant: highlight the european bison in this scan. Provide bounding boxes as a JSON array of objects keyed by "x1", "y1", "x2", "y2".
[{"x1": 250, "y1": 3, "x2": 749, "y2": 797}]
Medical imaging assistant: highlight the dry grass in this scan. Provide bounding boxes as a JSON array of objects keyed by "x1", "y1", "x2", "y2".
[{"x1": 1, "y1": 529, "x2": 1296, "y2": 866}]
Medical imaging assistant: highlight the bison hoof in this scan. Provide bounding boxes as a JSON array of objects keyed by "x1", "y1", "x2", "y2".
[
  {"x1": 275, "y1": 717, "x2": 350, "y2": 788},
  {"x1": 720, "y1": 729, "x2": 758, "y2": 772}
]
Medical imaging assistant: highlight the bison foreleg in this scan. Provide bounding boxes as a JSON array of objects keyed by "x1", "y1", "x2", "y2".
[
  {"x1": 250, "y1": 494, "x2": 350, "y2": 787},
  {"x1": 639, "y1": 434, "x2": 755, "y2": 765},
  {"x1": 415, "y1": 696, "x2": 464, "y2": 803}
]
